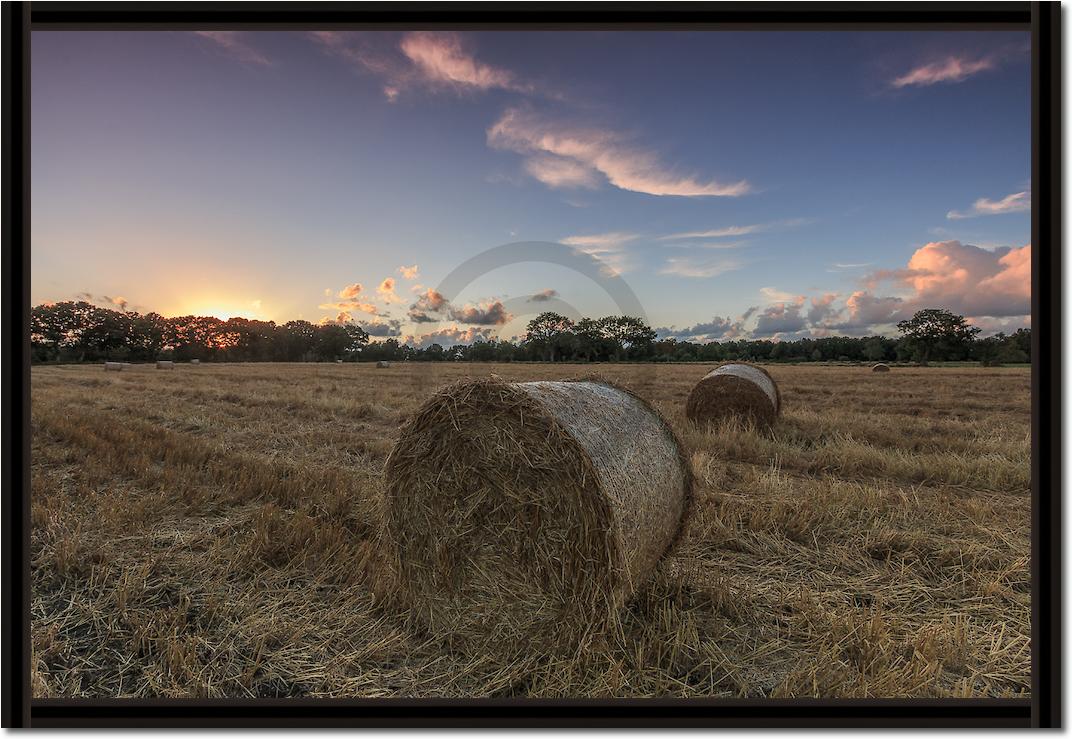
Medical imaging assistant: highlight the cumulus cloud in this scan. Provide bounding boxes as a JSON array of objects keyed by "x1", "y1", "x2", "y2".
[
  {"x1": 835, "y1": 241, "x2": 1031, "y2": 331},
  {"x1": 398, "y1": 264, "x2": 420, "y2": 280},
  {"x1": 449, "y1": 300, "x2": 512, "y2": 326},
  {"x1": 753, "y1": 297, "x2": 808, "y2": 338},
  {"x1": 947, "y1": 190, "x2": 1030, "y2": 219},
  {"x1": 807, "y1": 293, "x2": 841, "y2": 325},
  {"x1": 338, "y1": 283, "x2": 364, "y2": 299},
  {"x1": 405, "y1": 325, "x2": 495, "y2": 349},
  {"x1": 891, "y1": 54, "x2": 996, "y2": 88},
  {"x1": 659, "y1": 256, "x2": 744, "y2": 279},
  {"x1": 407, "y1": 287, "x2": 450, "y2": 323},
  {"x1": 528, "y1": 288, "x2": 559, "y2": 302},
  {"x1": 488, "y1": 107, "x2": 750, "y2": 197},
  {"x1": 656, "y1": 316, "x2": 744, "y2": 342},
  {"x1": 193, "y1": 31, "x2": 272, "y2": 66},
  {"x1": 358, "y1": 318, "x2": 403, "y2": 337},
  {"x1": 377, "y1": 277, "x2": 404, "y2": 304}
]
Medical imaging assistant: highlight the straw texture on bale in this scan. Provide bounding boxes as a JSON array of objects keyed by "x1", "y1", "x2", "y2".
[
  {"x1": 376, "y1": 361, "x2": 392, "y2": 368},
  {"x1": 872, "y1": 363, "x2": 891, "y2": 372},
  {"x1": 104, "y1": 362, "x2": 123, "y2": 372},
  {"x1": 686, "y1": 363, "x2": 781, "y2": 428},
  {"x1": 156, "y1": 361, "x2": 175, "y2": 370},
  {"x1": 384, "y1": 378, "x2": 693, "y2": 654}
]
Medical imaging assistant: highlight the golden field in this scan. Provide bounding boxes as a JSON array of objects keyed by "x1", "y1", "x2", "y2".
[{"x1": 30, "y1": 361, "x2": 1031, "y2": 698}]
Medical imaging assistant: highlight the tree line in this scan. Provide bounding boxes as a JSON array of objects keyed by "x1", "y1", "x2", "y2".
[{"x1": 30, "y1": 301, "x2": 1031, "y2": 366}]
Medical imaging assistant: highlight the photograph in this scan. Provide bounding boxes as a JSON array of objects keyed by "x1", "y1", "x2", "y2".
[{"x1": 5, "y1": 2, "x2": 1060, "y2": 729}]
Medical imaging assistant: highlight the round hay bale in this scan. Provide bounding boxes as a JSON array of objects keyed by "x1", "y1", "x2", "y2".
[
  {"x1": 156, "y1": 360, "x2": 175, "y2": 370},
  {"x1": 190, "y1": 359, "x2": 200, "y2": 365},
  {"x1": 871, "y1": 363, "x2": 891, "y2": 372},
  {"x1": 104, "y1": 361, "x2": 123, "y2": 372},
  {"x1": 376, "y1": 360, "x2": 391, "y2": 368},
  {"x1": 384, "y1": 378, "x2": 693, "y2": 653},
  {"x1": 686, "y1": 363, "x2": 780, "y2": 427}
]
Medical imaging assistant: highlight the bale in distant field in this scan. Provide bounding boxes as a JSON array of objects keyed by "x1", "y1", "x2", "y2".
[
  {"x1": 686, "y1": 363, "x2": 780, "y2": 428},
  {"x1": 376, "y1": 361, "x2": 391, "y2": 368},
  {"x1": 872, "y1": 363, "x2": 891, "y2": 373},
  {"x1": 384, "y1": 378, "x2": 693, "y2": 653},
  {"x1": 156, "y1": 360, "x2": 175, "y2": 370},
  {"x1": 190, "y1": 359, "x2": 200, "y2": 365},
  {"x1": 104, "y1": 361, "x2": 123, "y2": 372}
]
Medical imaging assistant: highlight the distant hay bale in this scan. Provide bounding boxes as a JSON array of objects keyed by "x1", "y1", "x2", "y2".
[
  {"x1": 336, "y1": 359, "x2": 343, "y2": 364},
  {"x1": 104, "y1": 361, "x2": 123, "y2": 372},
  {"x1": 385, "y1": 378, "x2": 693, "y2": 654},
  {"x1": 190, "y1": 359, "x2": 200, "y2": 365},
  {"x1": 376, "y1": 361, "x2": 391, "y2": 368},
  {"x1": 686, "y1": 363, "x2": 780, "y2": 428},
  {"x1": 872, "y1": 363, "x2": 891, "y2": 372},
  {"x1": 156, "y1": 360, "x2": 175, "y2": 370}
]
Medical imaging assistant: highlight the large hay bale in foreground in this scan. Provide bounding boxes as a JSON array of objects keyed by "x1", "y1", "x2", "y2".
[
  {"x1": 376, "y1": 360, "x2": 391, "y2": 368},
  {"x1": 872, "y1": 363, "x2": 891, "y2": 372},
  {"x1": 156, "y1": 360, "x2": 174, "y2": 370},
  {"x1": 385, "y1": 378, "x2": 693, "y2": 653},
  {"x1": 104, "y1": 362, "x2": 123, "y2": 372},
  {"x1": 686, "y1": 363, "x2": 780, "y2": 427}
]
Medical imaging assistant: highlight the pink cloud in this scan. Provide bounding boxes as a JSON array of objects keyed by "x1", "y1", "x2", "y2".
[
  {"x1": 891, "y1": 54, "x2": 995, "y2": 88},
  {"x1": 377, "y1": 277, "x2": 403, "y2": 304},
  {"x1": 318, "y1": 300, "x2": 378, "y2": 315},
  {"x1": 338, "y1": 283, "x2": 364, "y2": 299},
  {"x1": 488, "y1": 107, "x2": 750, "y2": 197},
  {"x1": 397, "y1": 264, "x2": 420, "y2": 280},
  {"x1": 449, "y1": 300, "x2": 512, "y2": 326},
  {"x1": 193, "y1": 32, "x2": 271, "y2": 67},
  {"x1": 947, "y1": 190, "x2": 1030, "y2": 219},
  {"x1": 399, "y1": 32, "x2": 530, "y2": 94},
  {"x1": 404, "y1": 324, "x2": 496, "y2": 349}
]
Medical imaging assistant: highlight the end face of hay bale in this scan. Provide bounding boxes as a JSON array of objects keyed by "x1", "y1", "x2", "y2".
[
  {"x1": 686, "y1": 363, "x2": 780, "y2": 428},
  {"x1": 872, "y1": 363, "x2": 891, "y2": 372},
  {"x1": 384, "y1": 378, "x2": 691, "y2": 654}
]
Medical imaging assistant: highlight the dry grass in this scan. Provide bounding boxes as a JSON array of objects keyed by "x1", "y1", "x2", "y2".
[{"x1": 30, "y1": 362, "x2": 1030, "y2": 698}]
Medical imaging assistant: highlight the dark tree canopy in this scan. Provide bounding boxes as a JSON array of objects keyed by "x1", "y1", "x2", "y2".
[{"x1": 29, "y1": 302, "x2": 1026, "y2": 366}]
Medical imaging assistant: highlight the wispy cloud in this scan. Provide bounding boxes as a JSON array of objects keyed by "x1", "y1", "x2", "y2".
[
  {"x1": 308, "y1": 31, "x2": 538, "y2": 102},
  {"x1": 397, "y1": 264, "x2": 420, "y2": 280},
  {"x1": 659, "y1": 256, "x2": 744, "y2": 279},
  {"x1": 193, "y1": 32, "x2": 271, "y2": 67},
  {"x1": 488, "y1": 107, "x2": 750, "y2": 197},
  {"x1": 659, "y1": 224, "x2": 765, "y2": 241},
  {"x1": 528, "y1": 288, "x2": 559, "y2": 303},
  {"x1": 560, "y1": 232, "x2": 639, "y2": 275},
  {"x1": 947, "y1": 190, "x2": 1030, "y2": 220},
  {"x1": 319, "y1": 300, "x2": 378, "y2": 315},
  {"x1": 399, "y1": 32, "x2": 532, "y2": 95},
  {"x1": 760, "y1": 286, "x2": 804, "y2": 304},
  {"x1": 891, "y1": 54, "x2": 995, "y2": 88}
]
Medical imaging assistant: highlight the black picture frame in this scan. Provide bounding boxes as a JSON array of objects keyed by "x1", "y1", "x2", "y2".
[{"x1": 2, "y1": 1, "x2": 1060, "y2": 728}]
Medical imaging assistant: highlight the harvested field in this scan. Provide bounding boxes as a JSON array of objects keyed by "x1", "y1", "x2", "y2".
[{"x1": 30, "y1": 362, "x2": 1031, "y2": 698}]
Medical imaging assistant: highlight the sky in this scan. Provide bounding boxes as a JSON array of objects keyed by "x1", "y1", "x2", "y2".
[{"x1": 31, "y1": 30, "x2": 1031, "y2": 346}]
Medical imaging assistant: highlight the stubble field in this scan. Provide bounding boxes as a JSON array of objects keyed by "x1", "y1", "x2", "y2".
[{"x1": 30, "y1": 361, "x2": 1031, "y2": 698}]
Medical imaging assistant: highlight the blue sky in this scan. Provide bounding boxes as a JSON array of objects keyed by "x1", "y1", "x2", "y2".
[{"x1": 31, "y1": 30, "x2": 1031, "y2": 345}]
